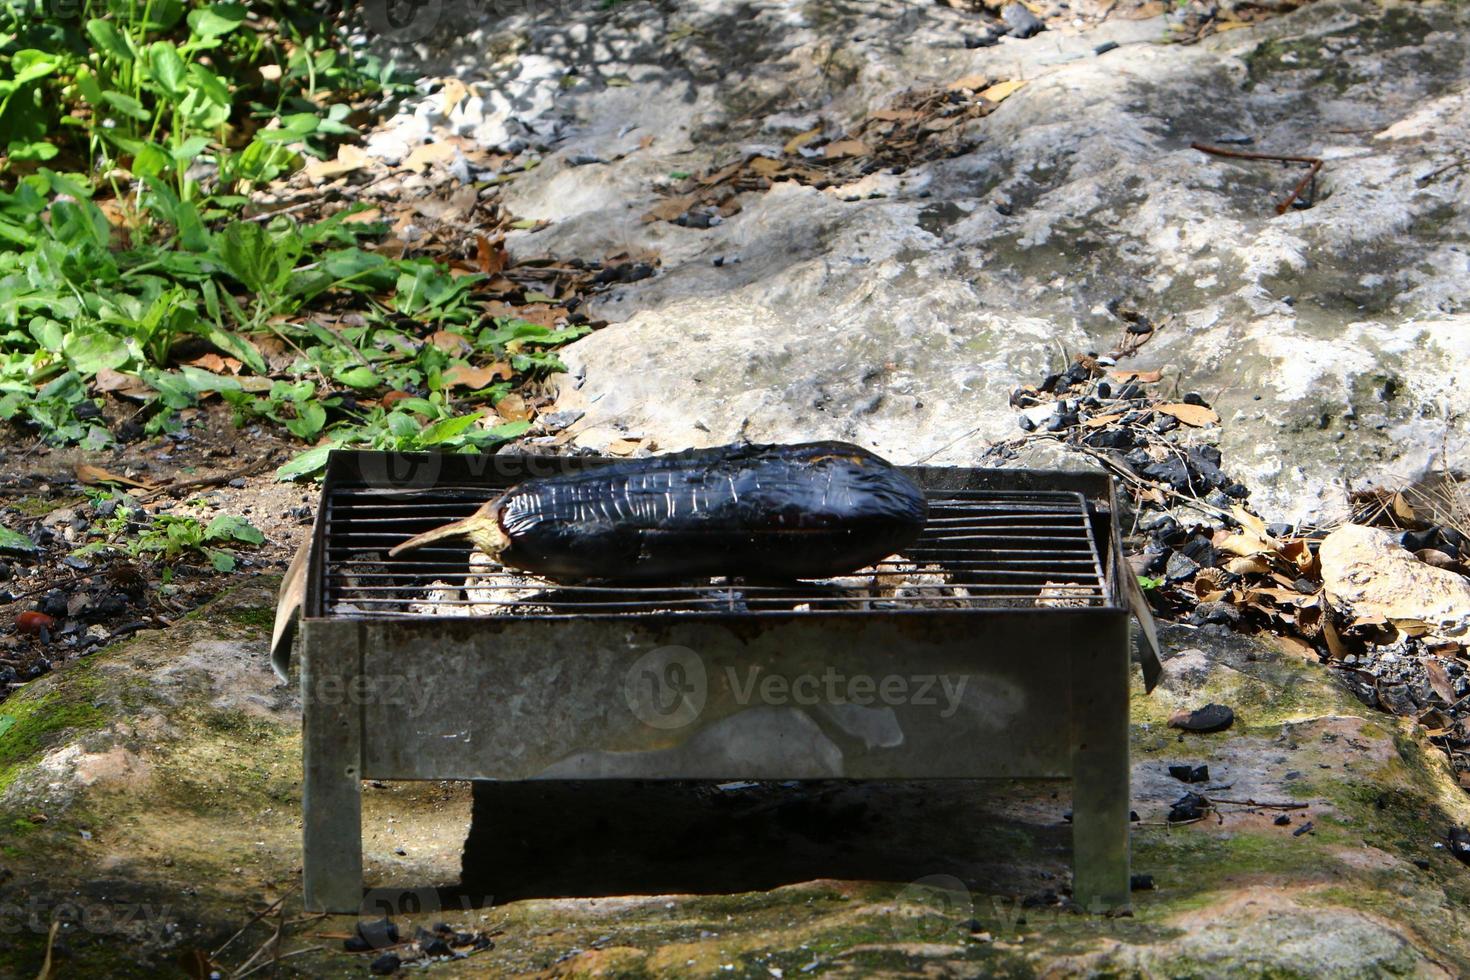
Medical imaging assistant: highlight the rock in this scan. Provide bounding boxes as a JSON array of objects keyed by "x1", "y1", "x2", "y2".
[
  {"x1": 1169, "y1": 703, "x2": 1236, "y2": 733},
  {"x1": 1320, "y1": 524, "x2": 1470, "y2": 639},
  {"x1": 369, "y1": 952, "x2": 402, "y2": 975},
  {"x1": 1001, "y1": 2, "x2": 1045, "y2": 37},
  {"x1": 1168, "y1": 764, "x2": 1210, "y2": 783},
  {"x1": 1164, "y1": 551, "x2": 1200, "y2": 582}
]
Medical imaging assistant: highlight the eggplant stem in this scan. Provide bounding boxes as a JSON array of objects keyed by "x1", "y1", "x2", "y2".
[{"x1": 388, "y1": 501, "x2": 509, "y2": 559}]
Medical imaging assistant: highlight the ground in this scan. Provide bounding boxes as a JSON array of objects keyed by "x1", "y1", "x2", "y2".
[
  {"x1": 5, "y1": 583, "x2": 1470, "y2": 976},
  {"x1": 2, "y1": 0, "x2": 1470, "y2": 975}
]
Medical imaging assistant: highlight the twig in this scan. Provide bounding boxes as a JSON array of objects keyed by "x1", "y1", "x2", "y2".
[
  {"x1": 1417, "y1": 157, "x2": 1468, "y2": 185},
  {"x1": 212, "y1": 894, "x2": 288, "y2": 959},
  {"x1": 143, "y1": 458, "x2": 276, "y2": 501},
  {"x1": 1190, "y1": 142, "x2": 1324, "y2": 214},
  {"x1": 1210, "y1": 798, "x2": 1310, "y2": 810},
  {"x1": 36, "y1": 919, "x2": 59, "y2": 980},
  {"x1": 235, "y1": 945, "x2": 324, "y2": 979}
]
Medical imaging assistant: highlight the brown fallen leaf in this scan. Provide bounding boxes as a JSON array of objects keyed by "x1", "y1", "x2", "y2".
[
  {"x1": 978, "y1": 79, "x2": 1026, "y2": 104},
  {"x1": 403, "y1": 141, "x2": 458, "y2": 173},
  {"x1": 868, "y1": 109, "x2": 922, "y2": 122},
  {"x1": 822, "y1": 139, "x2": 870, "y2": 159},
  {"x1": 342, "y1": 208, "x2": 382, "y2": 224},
  {"x1": 1426, "y1": 658, "x2": 1457, "y2": 704},
  {"x1": 494, "y1": 393, "x2": 533, "y2": 422},
  {"x1": 429, "y1": 330, "x2": 472, "y2": 355},
  {"x1": 1225, "y1": 555, "x2": 1271, "y2": 576},
  {"x1": 475, "y1": 235, "x2": 508, "y2": 276},
  {"x1": 443, "y1": 362, "x2": 513, "y2": 390},
  {"x1": 75, "y1": 463, "x2": 159, "y2": 491},
  {"x1": 1082, "y1": 413, "x2": 1124, "y2": 428},
  {"x1": 93, "y1": 368, "x2": 151, "y2": 399},
  {"x1": 304, "y1": 143, "x2": 370, "y2": 182},
  {"x1": 1156, "y1": 402, "x2": 1220, "y2": 427},
  {"x1": 1109, "y1": 369, "x2": 1163, "y2": 383},
  {"x1": 947, "y1": 73, "x2": 990, "y2": 92},
  {"x1": 605, "y1": 437, "x2": 654, "y2": 456},
  {"x1": 642, "y1": 195, "x2": 696, "y2": 223},
  {"x1": 748, "y1": 156, "x2": 785, "y2": 177},
  {"x1": 1230, "y1": 504, "x2": 1271, "y2": 541},
  {"x1": 185, "y1": 353, "x2": 242, "y2": 375},
  {"x1": 1276, "y1": 636, "x2": 1319, "y2": 661},
  {"x1": 438, "y1": 77, "x2": 470, "y2": 115},
  {"x1": 783, "y1": 128, "x2": 822, "y2": 155}
]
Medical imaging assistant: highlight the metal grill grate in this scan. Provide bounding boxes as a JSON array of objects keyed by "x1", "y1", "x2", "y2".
[{"x1": 319, "y1": 482, "x2": 1110, "y2": 619}]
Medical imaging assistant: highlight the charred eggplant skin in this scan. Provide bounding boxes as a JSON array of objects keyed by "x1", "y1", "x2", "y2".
[{"x1": 392, "y1": 441, "x2": 928, "y2": 582}]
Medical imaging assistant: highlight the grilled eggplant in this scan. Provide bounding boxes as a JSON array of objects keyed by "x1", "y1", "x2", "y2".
[{"x1": 388, "y1": 441, "x2": 928, "y2": 582}]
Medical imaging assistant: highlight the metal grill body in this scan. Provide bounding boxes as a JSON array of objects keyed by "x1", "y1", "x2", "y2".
[{"x1": 275, "y1": 451, "x2": 1156, "y2": 914}]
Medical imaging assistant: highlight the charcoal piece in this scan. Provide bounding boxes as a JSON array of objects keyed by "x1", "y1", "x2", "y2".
[
  {"x1": 1046, "y1": 410, "x2": 1079, "y2": 431},
  {"x1": 1168, "y1": 792, "x2": 1210, "y2": 822},
  {"x1": 1094, "y1": 40, "x2": 1120, "y2": 55},
  {"x1": 346, "y1": 918, "x2": 400, "y2": 952},
  {"x1": 1274, "y1": 814, "x2": 1292, "y2": 826},
  {"x1": 1292, "y1": 821, "x2": 1314, "y2": 837},
  {"x1": 1154, "y1": 414, "x2": 1180, "y2": 434},
  {"x1": 1224, "y1": 482, "x2": 1250, "y2": 499},
  {"x1": 1168, "y1": 703, "x2": 1235, "y2": 733},
  {"x1": 1124, "y1": 447, "x2": 1153, "y2": 470},
  {"x1": 1446, "y1": 827, "x2": 1470, "y2": 865},
  {"x1": 1018, "y1": 414, "x2": 1037, "y2": 432},
  {"x1": 1142, "y1": 457, "x2": 1192, "y2": 491},
  {"x1": 1130, "y1": 873, "x2": 1155, "y2": 890},
  {"x1": 1183, "y1": 392, "x2": 1208, "y2": 407},
  {"x1": 1117, "y1": 383, "x2": 1142, "y2": 400},
  {"x1": 1167, "y1": 764, "x2": 1209, "y2": 783},
  {"x1": 370, "y1": 953, "x2": 402, "y2": 975},
  {"x1": 1084, "y1": 428, "x2": 1135, "y2": 449},
  {"x1": 1164, "y1": 551, "x2": 1199, "y2": 582},
  {"x1": 1193, "y1": 600, "x2": 1239, "y2": 626},
  {"x1": 1179, "y1": 535, "x2": 1217, "y2": 567}
]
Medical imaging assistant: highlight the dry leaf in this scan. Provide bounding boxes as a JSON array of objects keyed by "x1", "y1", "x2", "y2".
[
  {"x1": 75, "y1": 463, "x2": 158, "y2": 491},
  {"x1": 494, "y1": 393, "x2": 533, "y2": 422},
  {"x1": 1082, "y1": 413, "x2": 1124, "y2": 429},
  {"x1": 438, "y1": 77, "x2": 470, "y2": 115},
  {"x1": 642, "y1": 195, "x2": 695, "y2": 223},
  {"x1": 822, "y1": 139, "x2": 870, "y2": 159},
  {"x1": 783, "y1": 128, "x2": 822, "y2": 155},
  {"x1": 749, "y1": 156, "x2": 784, "y2": 177},
  {"x1": 1322, "y1": 616, "x2": 1348, "y2": 660},
  {"x1": 94, "y1": 368, "x2": 147, "y2": 395},
  {"x1": 639, "y1": 134, "x2": 655, "y2": 149},
  {"x1": 403, "y1": 141, "x2": 458, "y2": 173},
  {"x1": 869, "y1": 109, "x2": 922, "y2": 122},
  {"x1": 947, "y1": 73, "x2": 989, "y2": 92},
  {"x1": 476, "y1": 235, "x2": 507, "y2": 276},
  {"x1": 1391, "y1": 491, "x2": 1417, "y2": 524},
  {"x1": 923, "y1": 116, "x2": 959, "y2": 133},
  {"x1": 185, "y1": 353, "x2": 242, "y2": 375},
  {"x1": 1156, "y1": 403, "x2": 1220, "y2": 427},
  {"x1": 429, "y1": 331, "x2": 472, "y2": 354},
  {"x1": 1225, "y1": 555, "x2": 1271, "y2": 575},
  {"x1": 443, "y1": 362, "x2": 513, "y2": 390},
  {"x1": 1216, "y1": 531, "x2": 1272, "y2": 557},
  {"x1": 1109, "y1": 369, "x2": 1163, "y2": 383},
  {"x1": 1426, "y1": 659, "x2": 1457, "y2": 704},
  {"x1": 978, "y1": 79, "x2": 1026, "y2": 104},
  {"x1": 304, "y1": 143, "x2": 369, "y2": 181},
  {"x1": 1276, "y1": 636, "x2": 1319, "y2": 660},
  {"x1": 605, "y1": 437, "x2": 653, "y2": 456},
  {"x1": 1230, "y1": 504, "x2": 1271, "y2": 541},
  {"x1": 343, "y1": 208, "x2": 382, "y2": 224}
]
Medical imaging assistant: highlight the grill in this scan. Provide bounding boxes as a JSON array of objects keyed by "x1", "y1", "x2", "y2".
[
  {"x1": 273, "y1": 450, "x2": 1162, "y2": 915},
  {"x1": 322, "y1": 487, "x2": 1110, "y2": 617}
]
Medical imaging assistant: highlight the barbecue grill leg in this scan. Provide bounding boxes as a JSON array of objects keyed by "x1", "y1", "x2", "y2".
[
  {"x1": 302, "y1": 621, "x2": 364, "y2": 913},
  {"x1": 1070, "y1": 630, "x2": 1131, "y2": 912}
]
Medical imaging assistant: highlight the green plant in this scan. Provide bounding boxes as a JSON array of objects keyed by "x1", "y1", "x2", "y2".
[{"x1": 74, "y1": 498, "x2": 264, "y2": 572}]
